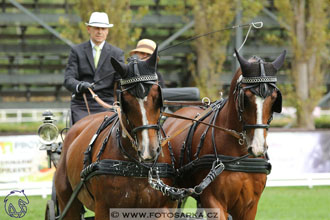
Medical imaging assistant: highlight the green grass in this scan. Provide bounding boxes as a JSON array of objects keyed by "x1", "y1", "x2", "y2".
[
  {"x1": 0, "y1": 122, "x2": 67, "y2": 134},
  {"x1": 1, "y1": 186, "x2": 330, "y2": 219},
  {"x1": 0, "y1": 195, "x2": 49, "y2": 220},
  {"x1": 256, "y1": 186, "x2": 330, "y2": 220}
]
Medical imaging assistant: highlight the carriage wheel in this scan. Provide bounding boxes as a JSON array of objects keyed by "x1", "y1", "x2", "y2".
[
  {"x1": 45, "y1": 200, "x2": 56, "y2": 220},
  {"x1": 51, "y1": 174, "x2": 60, "y2": 216}
]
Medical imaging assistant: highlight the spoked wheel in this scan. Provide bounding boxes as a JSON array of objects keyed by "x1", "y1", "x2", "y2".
[
  {"x1": 51, "y1": 174, "x2": 60, "y2": 216},
  {"x1": 45, "y1": 200, "x2": 56, "y2": 220}
]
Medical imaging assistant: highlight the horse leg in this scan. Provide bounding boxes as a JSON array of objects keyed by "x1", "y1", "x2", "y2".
[
  {"x1": 94, "y1": 202, "x2": 109, "y2": 220},
  {"x1": 230, "y1": 202, "x2": 259, "y2": 220},
  {"x1": 55, "y1": 157, "x2": 83, "y2": 220},
  {"x1": 200, "y1": 193, "x2": 228, "y2": 220}
]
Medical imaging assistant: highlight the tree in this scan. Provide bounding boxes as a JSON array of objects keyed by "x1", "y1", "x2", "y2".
[
  {"x1": 274, "y1": 0, "x2": 329, "y2": 129},
  {"x1": 59, "y1": 0, "x2": 147, "y2": 54},
  {"x1": 188, "y1": 0, "x2": 265, "y2": 100}
]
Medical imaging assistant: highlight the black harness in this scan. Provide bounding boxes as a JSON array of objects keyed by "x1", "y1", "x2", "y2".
[
  {"x1": 234, "y1": 58, "x2": 282, "y2": 131},
  {"x1": 147, "y1": 60, "x2": 280, "y2": 201},
  {"x1": 118, "y1": 56, "x2": 164, "y2": 140}
]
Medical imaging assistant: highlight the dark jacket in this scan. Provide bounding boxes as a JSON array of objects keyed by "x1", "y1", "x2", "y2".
[{"x1": 64, "y1": 41, "x2": 124, "y2": 124}]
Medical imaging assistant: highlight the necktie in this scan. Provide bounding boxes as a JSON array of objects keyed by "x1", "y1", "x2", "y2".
[{"x1": 94, "y1": 45, "x2": 101, "y2": 68}]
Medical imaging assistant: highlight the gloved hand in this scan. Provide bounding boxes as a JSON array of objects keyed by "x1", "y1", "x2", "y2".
[{"x1": 77, "y1": 81, "x2": 93, "y2": 93}]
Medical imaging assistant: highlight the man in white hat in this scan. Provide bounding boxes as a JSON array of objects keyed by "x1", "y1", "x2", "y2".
[
  {"x1": 129, "y1": 39, "x2": 165, "y2": 87},
  {"x1": 64, "y1": 12, "x2": 125, "y2": 124}
]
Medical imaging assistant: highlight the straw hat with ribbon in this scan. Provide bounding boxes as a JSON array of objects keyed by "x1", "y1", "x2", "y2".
[{"x1": 130, "y1": 39, "x2": 157, "y2": 56}]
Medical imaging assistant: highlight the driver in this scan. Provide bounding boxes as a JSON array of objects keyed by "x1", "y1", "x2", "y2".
[{"x1": 64, "y1": 12, "x2": 125, "y2": 124}]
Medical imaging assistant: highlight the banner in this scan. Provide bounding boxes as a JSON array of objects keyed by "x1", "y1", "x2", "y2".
[
  {"x1": 267, "y1": 131, "x2": 330, "y2": 176},
  {"x1": 0, "y1": 135, "x2": 54, "y2": 183}
]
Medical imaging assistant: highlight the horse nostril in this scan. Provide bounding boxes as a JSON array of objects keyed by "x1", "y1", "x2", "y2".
[
  {"x1": 156, "y1": 146, "x2": 161, "y2": 154},
  {"x1": 247, "y1": 147, "x2": 253, "y2": 156},
  {"x1": 137, "y1": 150, "x2": 143, "y2": 158}
]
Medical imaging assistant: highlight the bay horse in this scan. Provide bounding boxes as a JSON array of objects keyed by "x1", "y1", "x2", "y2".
[
  {"x1": 55, "y1": 47, "x2": 176, "y2": 220},
  {"x1": 162, "y1": 50, "x2": 286, "y2": 220}
]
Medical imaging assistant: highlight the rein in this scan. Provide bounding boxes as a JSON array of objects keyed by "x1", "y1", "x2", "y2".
[
  {"x1": 87, "y1": 87, "x2": 138, "y2": 150},
  {"x1": 161, "y1": 111, "x2": 244, "y2": 145}
]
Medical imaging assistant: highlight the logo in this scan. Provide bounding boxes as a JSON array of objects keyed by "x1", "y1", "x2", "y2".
[{"x1": 4, "y1": 190, "x2": 29, "y2": 218}]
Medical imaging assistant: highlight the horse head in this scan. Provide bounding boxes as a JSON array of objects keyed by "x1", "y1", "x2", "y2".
[
  {"x1": 233, "y1": 49, "x2": 286, "y2": 157},
  {"x1": 111, "y1": 46, "x2": 163, "y2": 162}
]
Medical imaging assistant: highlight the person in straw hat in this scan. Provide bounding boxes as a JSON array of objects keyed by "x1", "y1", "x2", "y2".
[
  {"x1": 64, "y1": 12, "x2": 125, "y2": 124},
  {"x1": 129, "y1": 39, "x2": 165, "y2": 88}
]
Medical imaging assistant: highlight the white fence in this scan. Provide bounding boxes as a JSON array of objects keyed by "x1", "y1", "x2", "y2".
[
  {"x1": 0, "y1": 108, "x2": 70, "y2": 123},
  {"x1": 0, "y1": 182, "x2": 52, "y2": 198},
  {"x1": 0, "y1": 174, "x2": 329, "y2": 199},
  {"x1": 267, "y1": 173, "x2": 330, "y2": 188}
]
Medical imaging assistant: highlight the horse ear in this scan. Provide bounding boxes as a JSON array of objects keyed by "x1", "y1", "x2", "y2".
[
  {"x1": 272, "y1": 50, "x2": 286, "y2": 71},
  {"x1": 111, "y1": 57, "x2": 127, "y2": 78},
  {"x1": 145, "y1": 45, "x2": 158, "y2": 68},
  {"x1": 234, "y1": 49, "x2": 251, "y2": 74}
]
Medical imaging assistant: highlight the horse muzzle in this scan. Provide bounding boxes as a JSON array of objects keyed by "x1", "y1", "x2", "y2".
[{"x1": 248, "y1": 144, "x2": 268, "y2": 157}]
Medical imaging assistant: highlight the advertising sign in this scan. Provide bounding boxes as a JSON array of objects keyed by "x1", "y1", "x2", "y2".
[{"x1": 0, "y1": 135, "x2": 54, "y2": 183}]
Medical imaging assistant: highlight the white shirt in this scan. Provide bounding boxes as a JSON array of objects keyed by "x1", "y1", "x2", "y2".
[{"x1": 90, "y1": 40, "x2": 105, "y2": 58}]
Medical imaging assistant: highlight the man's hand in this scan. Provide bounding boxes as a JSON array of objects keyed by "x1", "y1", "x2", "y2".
[{"x1": 78, "y1": 81, "x2": 93, "y2": 93}]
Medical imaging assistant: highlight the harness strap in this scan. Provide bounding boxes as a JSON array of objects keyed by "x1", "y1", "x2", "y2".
[
  {"x1": 116, "y1": 104, "x2": 138, "y2": 151},
  {"x1": 58, "y1": 180, "x2": 85, "y2": 220},
  {"x1": 163, "y1": 100, "x2": 206, "y2": 106},
  {"x1": 177, "y1": 154, "x2": 271, "y2": 176},
  {"x1": 83, "y1": 114, "x2": 118, "y2": 168},
  {"x1": 131, "y1": 124, "x2": 159, "y2": 135},
  {"x1": 81, "y1": 159, "x2": 175, "y2": 179},
  {"x1": 162, "y1": 112, "x2": 242, "y2": 141}
]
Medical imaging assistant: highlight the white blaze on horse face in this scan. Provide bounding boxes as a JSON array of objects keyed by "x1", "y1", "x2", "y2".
[
  {"x1": 251, "y1": 96, "x2": 266, "y2": 156},
  {"x1": 137, "y1": 97, "x2": 151, "y2": 159}
]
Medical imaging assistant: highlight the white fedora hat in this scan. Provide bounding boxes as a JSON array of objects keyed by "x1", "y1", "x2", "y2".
[{"x1": 85, "y1": 12, "x2": 113, "y2": 28}]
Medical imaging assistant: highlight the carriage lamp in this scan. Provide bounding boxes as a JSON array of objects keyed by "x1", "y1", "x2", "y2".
[{"x1": 38, "y1": 110, "x2": 59, "y2": 145}]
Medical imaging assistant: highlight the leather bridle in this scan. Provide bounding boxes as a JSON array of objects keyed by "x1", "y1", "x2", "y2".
[
  {"x1": 234, "y1": 59, "x2": 280, "y2": 131},
  {"x1": 118, "y1": 56, "x2": 162, "y2": 148}
]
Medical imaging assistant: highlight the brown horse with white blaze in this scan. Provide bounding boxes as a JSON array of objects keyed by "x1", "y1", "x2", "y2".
[
  {"x1": 162, "y1": 50, "x2": 286, "y2": 219},
  {"x1": 55, "y1": 47, "x2": 176, "y2": 220}
]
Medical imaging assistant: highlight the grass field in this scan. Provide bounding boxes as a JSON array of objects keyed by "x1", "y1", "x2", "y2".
[{"x1": 1, "y1": 186, "x2": 330, "y2": 219}]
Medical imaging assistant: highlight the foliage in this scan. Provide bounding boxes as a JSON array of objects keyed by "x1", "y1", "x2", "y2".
[
  {"x1": 186, "y1": 0, "x2": 266, "y2": 100},
  {"x1": 315, "y1": 115, "x2": 330, "y2": 129},
  {"x1": 58, "y1": 0, "x2": 148, "y2": 55},
  {"x1": 270, "y1": 114, "x2": 330, "y2": 128},
  {"x1": 274, "y1": 0, "x2": 329, "y2": 129}
]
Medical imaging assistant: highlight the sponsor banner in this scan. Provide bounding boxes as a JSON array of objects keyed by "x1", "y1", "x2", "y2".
[
  {"x1": 0, "y1": 131, "x2": 329, "y2": 186},
  {"x1": 267, "y1": 131, "x2": 330, "y2": 176},
  {"x1": 0, "y1": 135, "x2": 54, "y2": 183}
]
